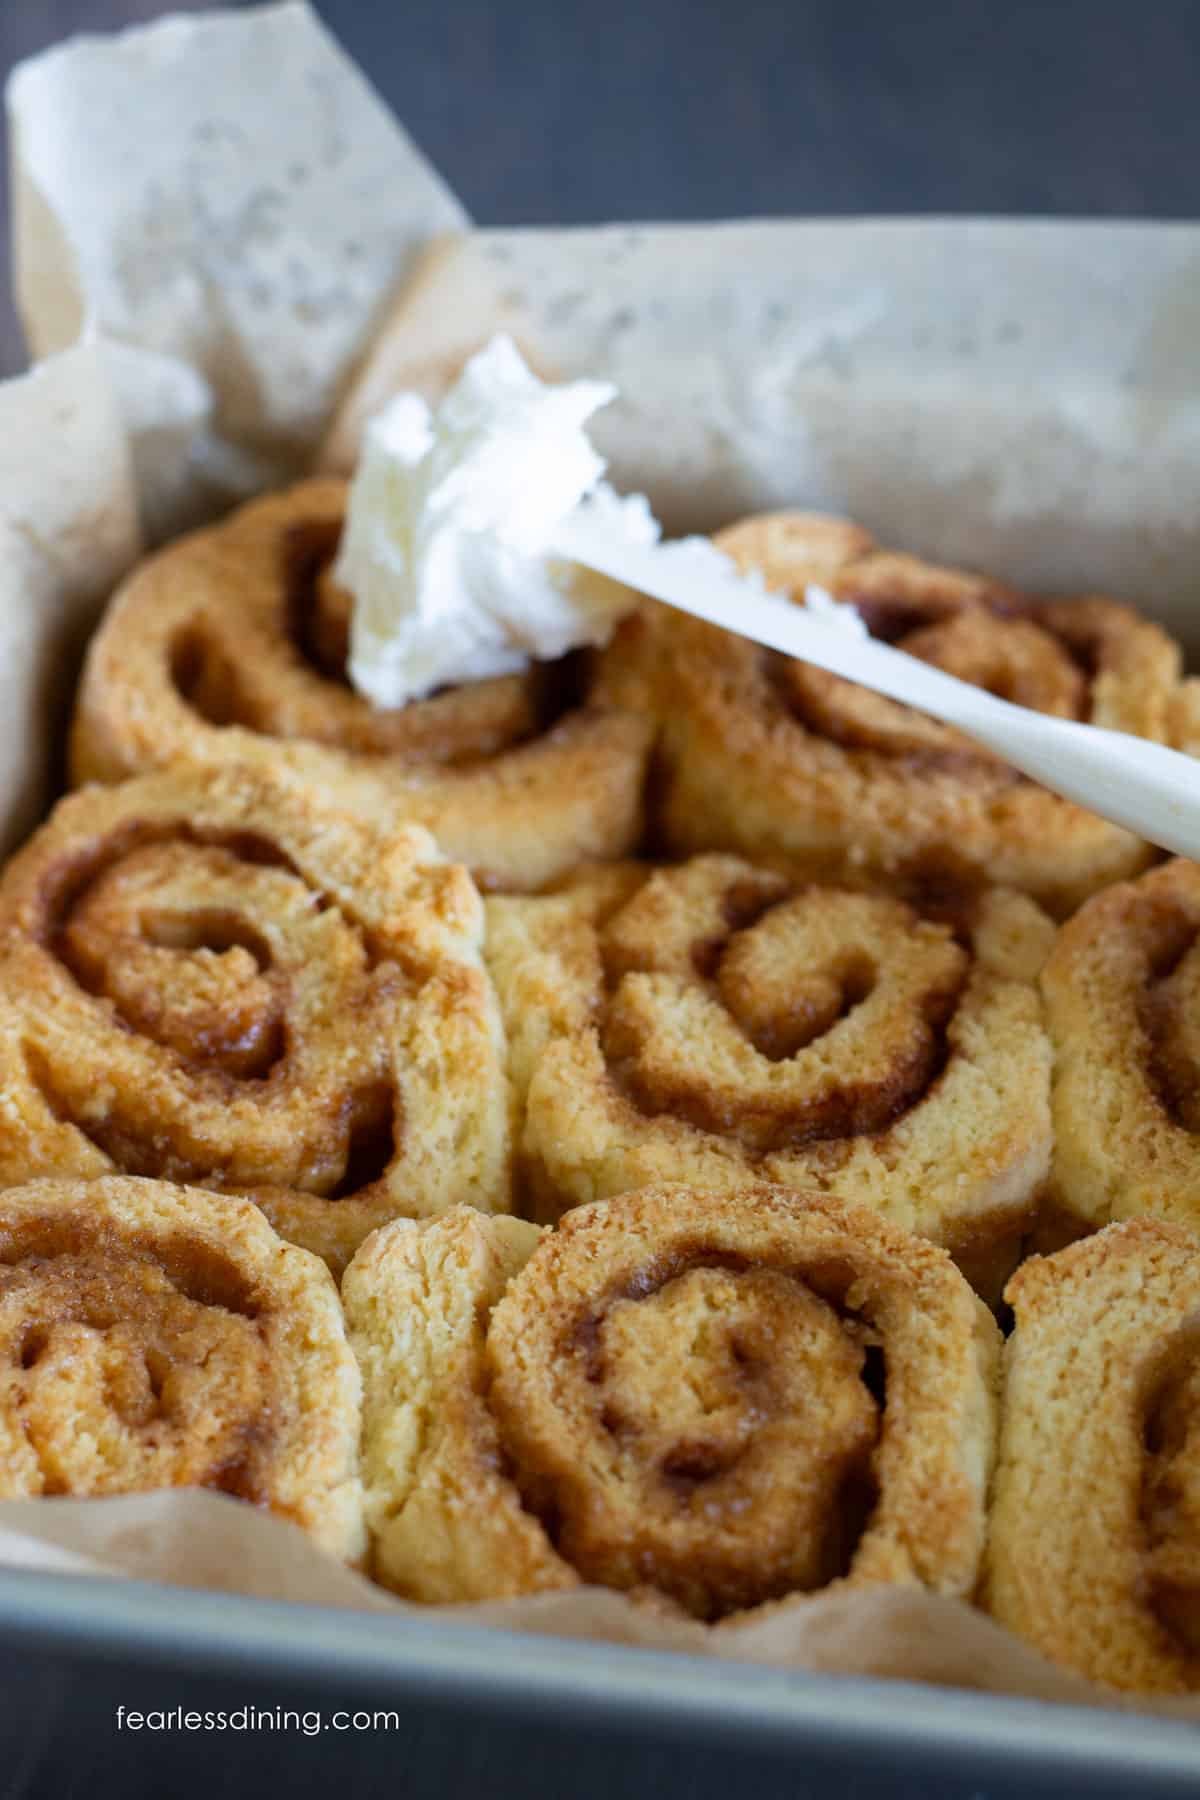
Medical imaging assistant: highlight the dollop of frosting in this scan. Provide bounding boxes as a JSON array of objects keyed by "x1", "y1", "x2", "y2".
[
  {"x1": 339, "y1": 335, "x2": 657, "y2": 708},
  {"x1": 802, "y1": 581, "x2": 870, "y2": 638}
]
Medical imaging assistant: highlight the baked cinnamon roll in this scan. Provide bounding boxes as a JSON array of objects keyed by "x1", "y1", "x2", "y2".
[
  {"x1": 70, "y1": 480, "x2": 653, "y2": 892},
  {"x1": 0, "y1": 764, "x2": 512, "y2": 1272},
  {"x1": 597, "y1": 512, "x2": 1182, "y2": 916},
  {"x1": 343, "y1": 1184, "x2": 1000, "y2": 1615},
  {"x1": 1041, "y1": 858, "x2": 1200, "y2": 1242},
  {"x1": 0, "y1": 1174, "x2": 363, "y2": 1561},
  {"x1": 486, "y1": 854, "x2": 1054, "y2": 1298},
  {"x1": 986, "y1": 1220, "x2": 1200, "y2": 1692},
  {"x1": 1169, "y1": 678, "x2": 1200, "y2": 758}
]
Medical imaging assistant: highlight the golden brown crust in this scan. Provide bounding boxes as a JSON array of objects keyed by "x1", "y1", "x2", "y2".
[
  {"x1": 596, "y1": 511, "x2": 1182, "y2": 916},
  {"x1": 342, "y1": 1184, "x2": 1000, "y2": 1615},
  {"x1": 70, "y1": 479, "x2": 654, "y2": 893},
  {"x1": 0, "y1": 764, "x2": 512, "y2": 1273},
  {"x1": 0, "y1": 1174, "x2": 363, "y2": 1561},
  {"x1": 985, "y1": 1220, "x2": 1200, "y2": 1692},
  {"x1": 1043, "y1": 856, "x2": 1200, "y2": 1238},
  {"x1": 1168, "y1": 679, "x2": 1200, "y2": 758},
  {"x1": 486, "y1": 854, "x2": 1054, "y2": 1299},
  {"x1": 1041, "y1": 858, "x2": 1200, "y2": 1240}
]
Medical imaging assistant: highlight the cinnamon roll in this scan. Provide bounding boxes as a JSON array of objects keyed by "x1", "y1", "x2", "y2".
[
  {"x1": 70, "y1": 480, "x2": 653, "y2": 892},
  {"x1": 0, "y1": 1174, "x2": 363, "y2": 1561},
  {"x1": 343, "y1": 1184, "x2": 1000, "y2": 1615},
  {"x1": 1041, "y1": 857, "x2": 1200, "y2": 1242},
  {"x1": 1169, "y1": 679, "x2": 1200, "y2": 758},
  {"x1": 486, "y1": 854, "x2": 1054, "y2": 1298},
  {"x1": 985, "y1": 1220, "x2": 1200, "y2": 1693},
  {"x1": 0, "y1": 764, "x2": 511, "y2": 1272},
  {"x1": 597, "y1": 511, "x2": 1181, "y2": 916}
]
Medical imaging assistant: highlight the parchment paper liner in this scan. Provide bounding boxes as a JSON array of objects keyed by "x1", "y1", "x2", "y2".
[
  {"x1": 3, "y1": 0, "x2": 1200, "y2": 1722},
  {"x1": 3, "y1": 1491, "x2": 1196, "y2": 1720}
]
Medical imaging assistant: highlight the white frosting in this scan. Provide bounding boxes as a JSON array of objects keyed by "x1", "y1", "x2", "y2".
[
  {"x1": 802, "y1": 581, "x2": 870, "y2": 638},
  {"x1": 339, "y1": 335, "x2": 657, "y2": 708}
]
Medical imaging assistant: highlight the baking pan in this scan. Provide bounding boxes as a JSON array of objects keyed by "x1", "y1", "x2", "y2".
[
  {"x1": 0, "y1": 1567, "x2": 1197, "y2": 1799},
  {"x1": 5, "y1": 19, "x2": 1200, "y2": 1797}
]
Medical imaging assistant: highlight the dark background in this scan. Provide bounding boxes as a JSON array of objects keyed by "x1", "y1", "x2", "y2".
[
  {"x1": 2, "y1": 0, "x2": 1200, "y2": 371},
  {"x1": 0, "y1": 2, "x2": 1199, "y2": 1796}
]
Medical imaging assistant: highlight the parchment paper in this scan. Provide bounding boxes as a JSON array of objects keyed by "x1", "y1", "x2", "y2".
[
  {"x1": 321, "y1": 222, "x2": 1200, "y2": 642},
  {"x1": 1, "y1": 1491, "x2": 1195, "y2": 1719},
  {"x1": 7, "y1": 0, "x2": 466, "y2": 538},
  {"x1": 2, "y1": 0, "x2": 1200, "y2": 1721},
  {"x1": 0, "y1": 342, "x2": 140, "y2": 853}
]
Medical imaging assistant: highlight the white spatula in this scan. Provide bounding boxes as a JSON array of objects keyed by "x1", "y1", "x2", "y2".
[{"x1": 552, "y1": 512, "x2": 1200, "y2": 861}]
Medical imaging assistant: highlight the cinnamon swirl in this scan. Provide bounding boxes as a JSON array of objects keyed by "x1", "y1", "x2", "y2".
[
  {"x1": 596, "y1": 511, "x2": 1182, "y2": 916},
  {"x1": 986, "y1": 1220, "x2": 1200, "y2": 1692},
  {"x1": 0, "y1": 764, "x2": 512, "y2": 1272},
  {"x1": 70, "y1": 480, "x2": 653, "y2": 891},
  {"x1": 486, "y1": 854, "x2": 1054, "y2": 1298},
  {"x1": 0, "y1": 1174, "x2": 363, "y2": 1561},
  {"x1": 343, "y1": 1184, "x2": 1000, "y2": 1615}
]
